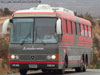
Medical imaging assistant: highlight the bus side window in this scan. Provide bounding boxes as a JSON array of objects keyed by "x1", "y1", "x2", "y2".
[
  {"x1": 79, "y1": 24, "x2": 81, "y2": 36},
  {"x1": 75, "y1": 22, "x2": 77, "y2": 35},
  {"x1": 83, "y1": 25, "x2": 85, "y2": 36},
  {"x1": 85, "y1": 25, "x2": 88, "y2": 37},
  {"x1": 81, "y1": 24, "x2": 85, "y2": 36},
  {"x1": 87, "y1": 26, "x2": 89, "y2": 37},
  {"x1": 71, "y1": 21, "x2": 73, "y2": 34},
  {"x1": 67, "y1": 21, "x2": 72, "y2": 34},
  {"x1": 88, "y1": 26, "x2": 92, "y2": 37},
  {"x1": 66, "y1": 20, "x2": 68, "y2": 33},
  {"x1": 72, "y1": 22, "x2": 75, "y2": 34}
]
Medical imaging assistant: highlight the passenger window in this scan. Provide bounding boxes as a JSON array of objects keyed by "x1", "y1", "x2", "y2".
[
  {"x1": 67, "y1": 21, "x2": 72, "y2": 34},
  {"x1": 71, "y1": 21, "x2": 73, "y2": 34},
  {"x1": 88, "y1": 26, "x2": 92, "y2": 37},
  {"x1": 75, "y1": 23, "x2": 77, "y2": 35},
  {"x1": 66, "y1": 20, "x2": 68, "y2": 33},
  {"x1": 81, "y1": 24, "x2": 85, "y2": 36},
  {"x1": 87, "y1": 26, "x2": 89, "y2": 37},
  {"x1": 83, "y1": 25, "x2": 85, "y2": 36},
  {"x1": 79, "y1": 24, "x2": 81, "y2": 36},
  {"x1": 72, "y1": 22, "x2": 75, "y2": 34},
  {"x1": 85, "y1": 25, "x2": 88, "y2": 37}
]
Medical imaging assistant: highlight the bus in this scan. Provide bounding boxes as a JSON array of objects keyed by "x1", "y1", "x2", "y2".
[{"x1": 2, "y1": 4, "x2": 93, "y2": 75}]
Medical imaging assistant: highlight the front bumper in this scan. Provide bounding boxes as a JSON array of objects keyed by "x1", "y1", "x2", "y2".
[{"x1": 9, "y1": 61, "x2": 64, "y2": 69}]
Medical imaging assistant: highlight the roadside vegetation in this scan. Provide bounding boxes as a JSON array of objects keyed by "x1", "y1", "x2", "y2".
[{"x1": 0, "y1": 8, "x2": 100, "y2": 74}]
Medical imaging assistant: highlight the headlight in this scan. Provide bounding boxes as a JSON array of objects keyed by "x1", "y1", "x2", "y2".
[
  {"x1": 47, "y1": 55, "x2": 51, "y2": 60},
  {"x1": 16, "y1": 55, "x2": 19, "y2": 59},
  {"x1": 47, "y1": 54, "x2": 59, "y2": 60},
  {"x1": 11, "y1": 55, "x2": 16, "y2": 59},
  {"x1": 10, "y1": 54, "x2": 19, "y2": 60},
  {"x1": 51, "y1": 55, "x2": 56, "y2": 60}
]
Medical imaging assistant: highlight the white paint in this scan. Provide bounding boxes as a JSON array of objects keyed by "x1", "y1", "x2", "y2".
[
  {"x1": 56, "y1": 18, "x2": 62, "y2": 34},
  {"x1": 2, "y1": 19, "x2": 10, "y2": 35},
  {"x1": 36, "y1": 4, "x2": 52, "y2": 10},
  {"x1": 52, "y1": 7, "x2": 74, "y2": 16}
]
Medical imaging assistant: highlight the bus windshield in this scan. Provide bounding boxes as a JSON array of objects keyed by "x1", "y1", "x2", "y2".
[
  {"x1": 10, "y1": 18, "x2": 34, "y2": 43},
  {"x1": 34, "y1": 18, "x2": 58, "y2": 43},
  {"x1": 10, "y1": 18, "x2": 58, "y2": 44}
]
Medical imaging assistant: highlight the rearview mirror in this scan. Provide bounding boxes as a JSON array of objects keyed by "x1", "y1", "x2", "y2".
[
  {"x1": 56, "y1": 18, "x2": 62, "y2": 34},
  {"x1": 2, "y1": 19, "x2": 10, "y2": 35}
]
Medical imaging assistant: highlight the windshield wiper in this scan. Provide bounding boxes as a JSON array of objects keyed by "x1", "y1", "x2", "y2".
[{"x1": 20, "y1": 27, "x2": 32, "y2": 45}]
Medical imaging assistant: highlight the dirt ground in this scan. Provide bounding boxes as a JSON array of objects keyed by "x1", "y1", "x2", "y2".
[{"x1": 0, "y1": 16, "x2": 14, "y2": 74}]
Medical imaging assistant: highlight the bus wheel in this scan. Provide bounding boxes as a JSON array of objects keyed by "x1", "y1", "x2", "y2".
[
  {"x1": 19, "y1": 69, "x2": 27, "y2": 75},
  {"x1": 57, "y1": 63, "x2": 66, "y2": 74},
  {"x1": 83, "y1": 63, "x2": 86, "y2": 72},
  {"x1": 42, "y1": 69, "x2": 48, "y2": 73},
  {"x1": 42, "y1": 69, "x2": 52, "y2": 73},
  {"x1": 57, "y1": 69, "x2": 65, "y2": 74},
  {"x1": 75, "y1": 63, "x2": 86, "y2": 72}
]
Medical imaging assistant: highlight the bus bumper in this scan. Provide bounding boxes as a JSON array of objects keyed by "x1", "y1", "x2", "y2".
[{"x1": 9, "y1": 61, "x2": 64, "y2": 70}]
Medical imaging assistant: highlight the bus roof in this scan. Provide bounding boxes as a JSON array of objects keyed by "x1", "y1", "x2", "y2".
[{"x1": 13, "y1": 4, "x2": 91, "y2": 26}]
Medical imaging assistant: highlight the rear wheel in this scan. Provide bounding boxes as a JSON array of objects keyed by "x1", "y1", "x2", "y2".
[
  {"x1": 75, "y1": 63, "x2": 86, "y2": 72},
  {"x1": 19, "y1": 69, "x2": 27, "y2": 75},
  {"x1": 83, "y1": 63, "x2": 86, "y2": 72}
]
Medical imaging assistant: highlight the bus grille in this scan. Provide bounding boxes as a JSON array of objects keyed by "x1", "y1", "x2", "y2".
[{"x1": 19, "y1": 55, "x2": 46, "y2": 61}]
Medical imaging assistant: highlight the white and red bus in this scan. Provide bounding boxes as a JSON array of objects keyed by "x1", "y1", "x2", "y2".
[{"x1": 2, "y1": 4, "x2": 93, "y2": 74}]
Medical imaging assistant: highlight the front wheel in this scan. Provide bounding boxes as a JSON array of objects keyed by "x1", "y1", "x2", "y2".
[
  {"x1": 19, "y1": 69, "x2": 27, "y2": 75},
  {"x1": 57, "y1": 69, "x2": 65, "y2": 74}
]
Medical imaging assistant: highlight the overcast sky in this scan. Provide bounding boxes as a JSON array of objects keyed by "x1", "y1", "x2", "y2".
[{"x1": 0, "y1": 0, "x2": 100, "y2": 18}]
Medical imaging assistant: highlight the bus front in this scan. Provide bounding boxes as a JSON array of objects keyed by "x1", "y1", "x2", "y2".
[{"x1": 7, "y1": 11, "x2": 63, "y2": 74}]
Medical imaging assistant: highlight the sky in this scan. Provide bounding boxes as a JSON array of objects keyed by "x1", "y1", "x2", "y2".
[{"x1": 0, "y1": 0, "x2": 100, "y2": 18}]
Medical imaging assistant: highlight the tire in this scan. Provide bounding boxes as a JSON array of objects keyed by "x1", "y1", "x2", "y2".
[
  {"x1": 75, "y1": 63, "x2": 86, "y2": 72},
  {"x1": 57, "y1": 61, "x2": 66, "y2": 74},
  {"x1": 83, "y1": 63, "x2": 87, "y2": 72},
  {"x1": 19, "y1": 69, "x2": 27, "y2": 75},
  {"x1": 42, "y1": 69, "x2": 48, "y2": 73},
  {"x1": 57, "y1": 69, "x2": 65, "y2": 74},
  {"x1": 42, "y1": 69, "x2": 52, "y2": 73}
]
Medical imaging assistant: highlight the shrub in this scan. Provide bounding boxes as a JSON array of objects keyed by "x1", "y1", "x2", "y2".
[
  {"x1": 96, "y1": 62, "x2": 100, "y2": 69},
  {"x1": 0, "y1": 8, "x2": 12, "y2": 16}
]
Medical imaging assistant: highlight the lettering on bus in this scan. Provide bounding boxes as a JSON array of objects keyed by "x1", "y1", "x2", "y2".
[{"x1": 23, "y1": 46, "x2": 44, "y2": 50}]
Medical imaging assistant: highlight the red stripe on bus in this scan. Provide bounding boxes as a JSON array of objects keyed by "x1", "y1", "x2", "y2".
[
  {"x1": 60, "y1": 43, "x2": 73, "y2": 45},
  {"x1": 78, "y1": 41, "x2": 93, "y2": 44},
  {"x1": 77, "y1": 44, "x2": 92, "y2": 47},
  {"x1": 62, "y1": 39, "x2": 74, "y2": 42},
  {"x1": 68, "y1": 60, "x2": 83, "y2": 63},
  {"x1": 9, "y1": 62, "x2": 64, "y2": 64}
]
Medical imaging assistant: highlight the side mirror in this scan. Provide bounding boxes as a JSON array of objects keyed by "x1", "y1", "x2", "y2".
[
  {"x1": 56, "y1": 18, "x2": 62, "y2": 34},
  {"x1": 2, "y1": 19, "x2": 10, "y2": 35}
]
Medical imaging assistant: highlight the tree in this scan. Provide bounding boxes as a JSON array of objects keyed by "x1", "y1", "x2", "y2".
[{"x1": 3, "y1": 8, "x2": 11, "y2": 16}]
